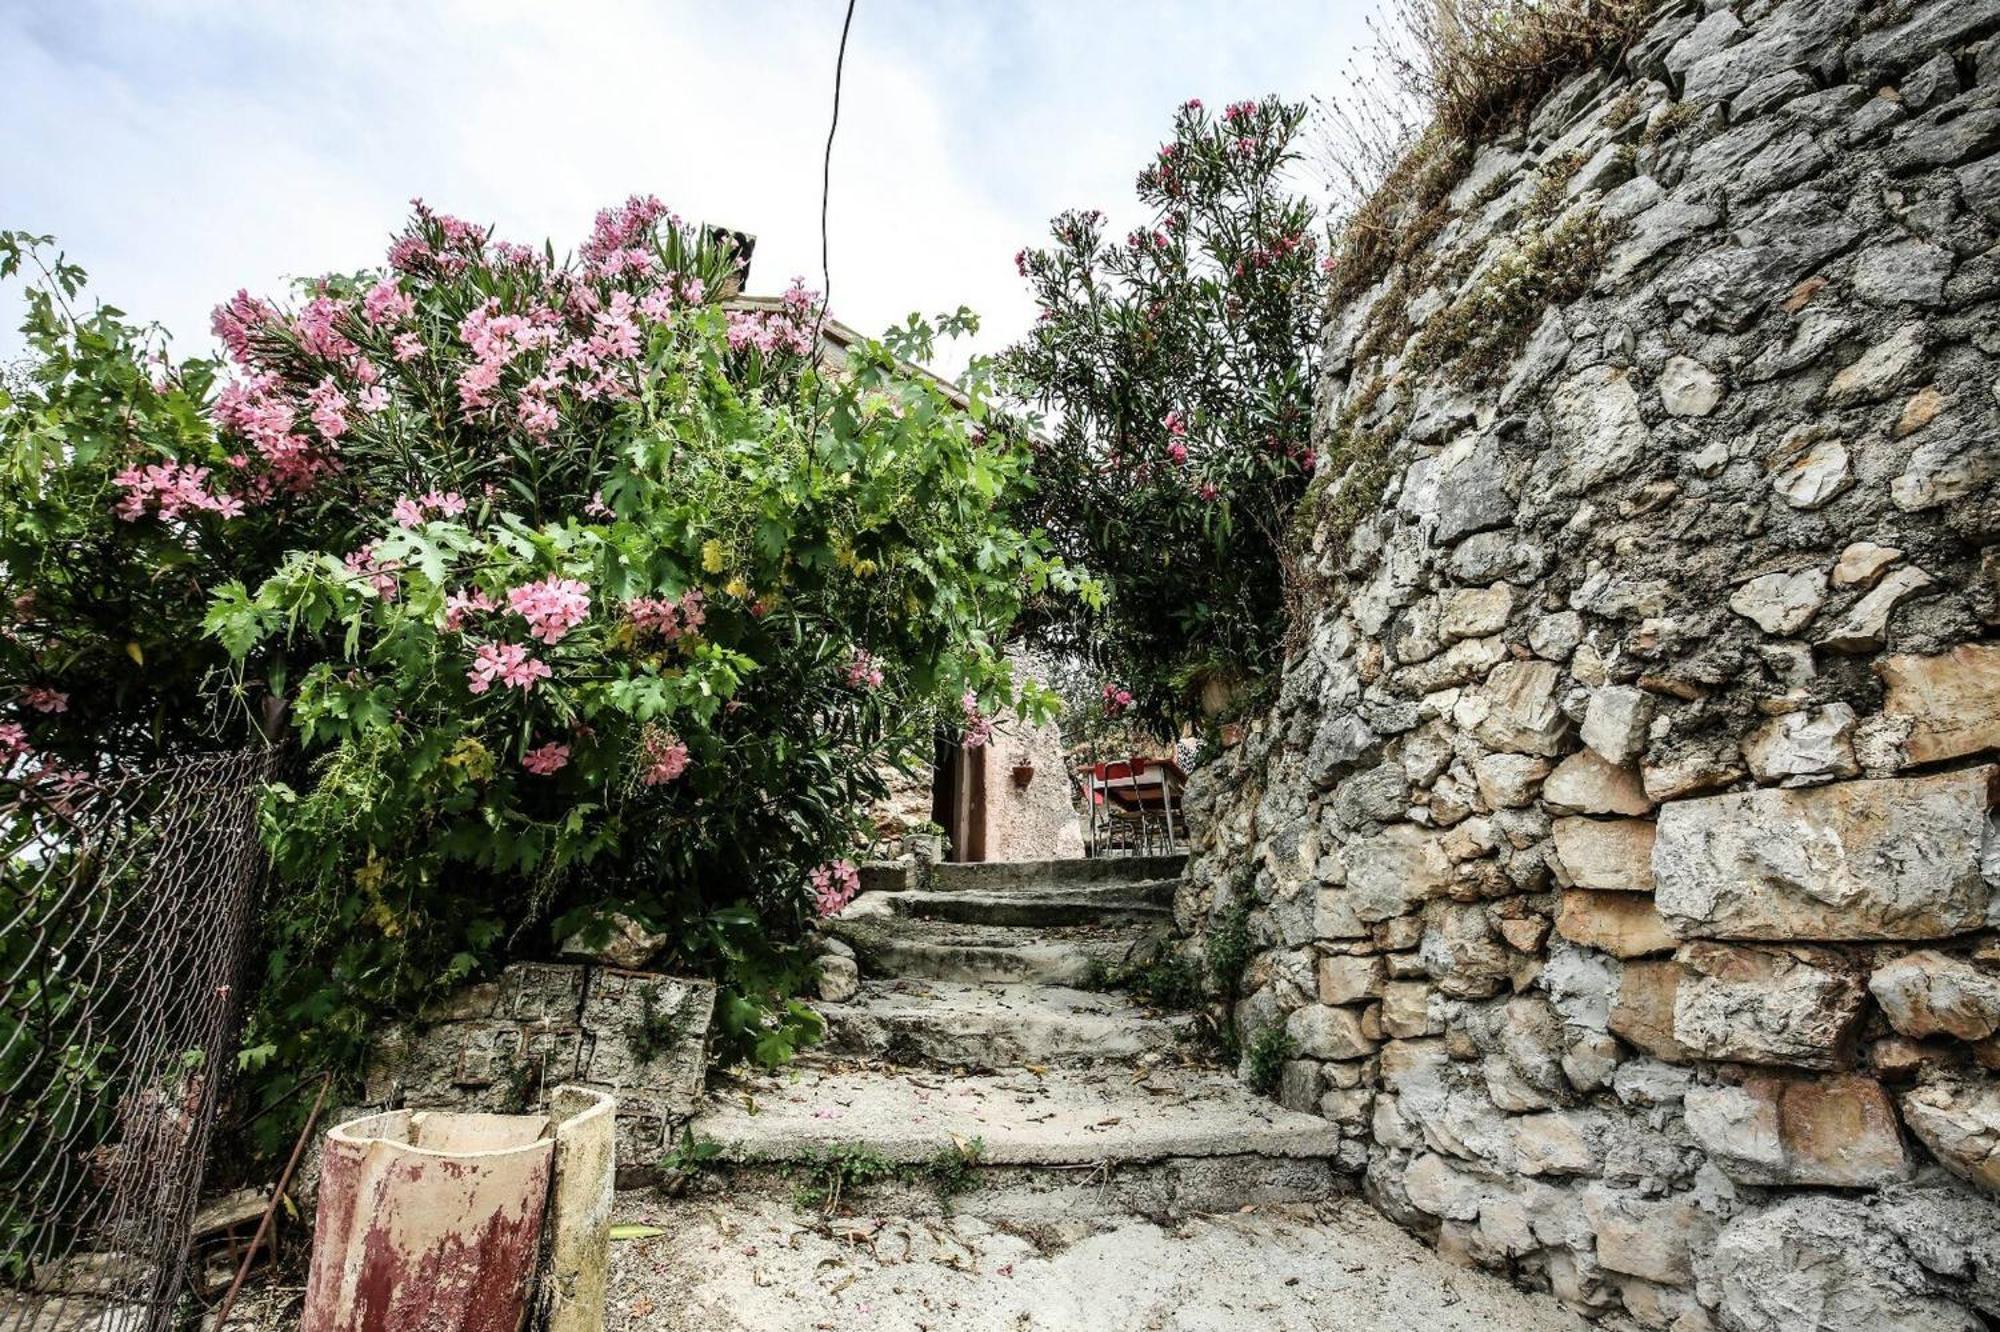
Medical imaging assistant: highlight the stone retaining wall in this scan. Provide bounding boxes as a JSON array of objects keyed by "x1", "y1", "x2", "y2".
[{"x1": 1177, "y1": 1, "x2": 2000, "y2": 1325}]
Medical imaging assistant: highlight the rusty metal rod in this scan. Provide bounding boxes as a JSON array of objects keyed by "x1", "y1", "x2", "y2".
[{"x1": 212, "y1": 1074, "x2": 331, "y2": 1330}]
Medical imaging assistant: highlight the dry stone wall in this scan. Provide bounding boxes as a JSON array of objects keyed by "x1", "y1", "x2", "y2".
[{"x1": 1176, "y1": 1, "x2": 2000, "y2": 1326}]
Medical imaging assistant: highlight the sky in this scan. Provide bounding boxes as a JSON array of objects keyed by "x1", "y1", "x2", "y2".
[{"x1": 1, "y1": 0, "x2": 1380, "y2": 378}]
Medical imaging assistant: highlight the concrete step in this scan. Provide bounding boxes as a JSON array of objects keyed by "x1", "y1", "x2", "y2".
[
  {"x1": 683, "y1": 1060, "x2": 1341, "y2": 1217},
  {"x1": 874, "y1": 880, "x2": 1177, "y2": 928},
  {"x1": 928, "y1": 854, "x2": 1187, "y2": 893},
  {"x1": 820, "y1": 979, "x2": 1195, "y2": 1068},
  {"x1": 827, "y1": 904, "x2": 1163, "y2": 985}
]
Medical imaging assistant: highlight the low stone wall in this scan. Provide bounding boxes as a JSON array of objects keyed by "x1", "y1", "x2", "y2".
[
  {"x1": 363, "y1": 962, "x2": 714, "y2": 1178},
  {"x1": 1177, "y1": 0, "x2": 2000, "y2": 1326}
]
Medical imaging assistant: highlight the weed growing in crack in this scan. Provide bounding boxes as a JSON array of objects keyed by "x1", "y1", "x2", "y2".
[
  {"x1": 1246, "y1": 1023, "x2": 1298, "y2": 1097},
  {"x1": 787, "y1": 1138, "x2": 985, "y2": 1215}
]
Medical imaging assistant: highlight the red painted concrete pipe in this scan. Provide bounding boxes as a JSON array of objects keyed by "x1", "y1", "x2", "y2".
[{"x1": 300, "y1": 1108, "x2": 555, "y2": 1332}]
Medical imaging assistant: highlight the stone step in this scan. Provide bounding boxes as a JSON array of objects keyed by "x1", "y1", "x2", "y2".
[
  {"x1": 820, "y1": 979, "x2": 1196, "y2": 1067},
  {"x1": 872, "y1": 880, "x2": 1177, "y2": 928},
  {"x1": 827, "y1": 905, "x2": 1163, "y2": 985},
  {"x1": 683, "y1": 1061, "x2": 1342, "y2": 1217},
  {"x1": 928, "y1": 854, "x2": 1187, "y2": 893}
]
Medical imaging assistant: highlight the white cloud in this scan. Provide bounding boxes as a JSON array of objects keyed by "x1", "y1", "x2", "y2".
[{"x1": 1, "y1": 0, "x2": 1379, "y2": 378}]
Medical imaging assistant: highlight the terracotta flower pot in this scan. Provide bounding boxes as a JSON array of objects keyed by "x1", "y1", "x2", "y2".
[{"x1": 1011, "y1": 763, "x2": 1035, "y2": 788}]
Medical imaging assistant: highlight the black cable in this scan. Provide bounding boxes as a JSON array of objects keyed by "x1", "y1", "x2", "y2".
[{"x1": 815, "y1": 0, "x2": 859, "y2": 353}]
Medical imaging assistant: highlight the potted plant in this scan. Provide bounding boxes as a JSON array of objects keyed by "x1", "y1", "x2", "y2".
[{"x1": 908, "y1": 821, "x2": 947, "y2": 863}]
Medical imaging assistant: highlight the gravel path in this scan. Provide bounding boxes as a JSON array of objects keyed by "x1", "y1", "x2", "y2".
[{"x1": 605, "y1": 1192, "x2": 1599, "y2": 1332}]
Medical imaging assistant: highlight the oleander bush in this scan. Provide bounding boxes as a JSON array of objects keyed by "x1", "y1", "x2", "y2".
[
  {"x1": 1004, "y1": 97, "x2": 1326, "y2": 730},
  {"x1": 1, "y1": 202, "x2": 1087, "y2": 1134}
]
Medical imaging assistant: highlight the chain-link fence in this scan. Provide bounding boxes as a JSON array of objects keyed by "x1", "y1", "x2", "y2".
[{"x1": 1, "y1": 749, "x2": 271, "y2": 1332}]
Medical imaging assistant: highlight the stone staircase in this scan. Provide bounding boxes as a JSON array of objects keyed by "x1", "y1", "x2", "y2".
[{"x1": 683, "y1": 855, "x2": 1343, "y2": 1218}]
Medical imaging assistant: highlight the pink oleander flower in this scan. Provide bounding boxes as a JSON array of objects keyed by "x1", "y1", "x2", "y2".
[
  {"x1": 1181, "y1": 97, "x2": 1203, "y2": 112},
  {"x1": 294, "y1": 296, "x2": 357, "y2": 361},
  {"x1": 1163, "y1": 409, "x2": 1187, "y2": 437},
  {"x1": 582, "y1": 194, "x2": 673, "y2": 269},
  {"x1": 22, "y1": 687, "x2": 68, "y2": 714},
  {"x1": 392, "y1": 331, "x2": 427, "y2": 362},
  {"x1": 584, "y1": 491, "x2": 614, "y2": 520},
  {"x1": 392, "y1": 495, "x2": 426, "y2": 528},
  {"x1": 357, "y1": 384, "x2": 390, "y2": 414},
  {"x1": 361, "y1": 277, "x2": 417, "y2": 327},
  {"x1": 210, "y1": 289, "x2": 275, "y2": 364},
  {"x1": 443, "y1": 586, "x2": 498, "y2": 632},
  {"x1": 508, "y1": 576, "x2": 590, "y2": 644},
  {"x1": 387, "y1": 233, "x2": 431, "y2": 273},
  {"x1": 960, "y1": 691, "x2": 995, "y2": 749},
  {"x1": 1101, "y1": 683, "x2": 1133, "y2": 718},
  {"x1": 111, "y1": 461, "x2": 244, "y2": 522},
  {"x1": 626, "y1": 588, "x2": 704, "y2": 640},
  {"x1": 423, "y1": 490, "x2": 466, "y2": 517},
  {"x1": 845, "y1": 648, "x2": 884, "y2": 690},
  {"x1": 521, "y1": 742, "x2": 571, "y2": 775},
  {"x1": 307, "y1": 377, "x2": 349, "y2": 440},
  {"x1": 519, "y1": 394, "x2": 559, "y2": 438},
  {"x1": 467, "y1": 640, "x2": 550, "y2": 695},
  {"x1": 1167, "y1": 441, "x2": 1188, "y2": 465},
  {"x1": 809, "y1": 859, "x2": 860, "y2": 918},
  {"x1": 0, "y1": 721, "x2": 27, "y2": 764},
  {"x1": 1197, "y1": 481, "x2": 1220, "y2": 502},
  {"x1": 1224, "y1": 99, "x2": 1256, "y2": 124},
  {"x1": 343, "y1": 544, "x2": 400, "y2": 599},
  {"x1": 637, "y1": 728, "x2": 689, "y2": 786}
]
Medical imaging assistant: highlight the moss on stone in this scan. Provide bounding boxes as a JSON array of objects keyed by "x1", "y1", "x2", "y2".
[{"x1": 1407, "y1": 207, "x2": 1621, "y2": 385}]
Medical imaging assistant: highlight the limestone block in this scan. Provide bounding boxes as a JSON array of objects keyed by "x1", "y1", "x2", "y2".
[
  {"x1": 1380, "y1": 981, "x2": 1441, "y2": 1038},
  {"x1": 1548, "y1": 365, "x2": 1652, "y2": 496},
  {"x1": 1772, "y1": 437, "x2": 1853, "y2": 510},
  {"x1": 1653, "y1": 767, "x2": 1995, "y2": 941},
  {"x1": 1683, "y1": 1073, "x2": 1911, "y2": 1186},
  {"x1": 1317, "y1": 952, "x2": 1387, "y2": 1006},
  {"x1": 1455, "y1": 659, "x2": 1571, "y2": 756},
  {"x1": 1672, "y1": 942, "x2": 1867, "y2": 1069},
  {"x1": 1824, "y1": 321, "x2": 1926, "y2": 406},
  {"x1": 558, "y1": 911, "x2": 668, "y2": 970},
  {"x1": 1286, "y1": 1003, "x2": 1379, "y2": 1060},
  {"x1": 1513, "y1": 1110, "x2": 1599, "y2": 1177},
  {"x1": 1278, "y1": 1059, "x2": 1323, "y2": 1113},
  {"x1": 1728, "y1": 568, "x2": 1828, "y2": 635},
  {"x1": 1879, "y1": 644, "x2": 2000, "y2": 764},
  {"x1": 1902, "y1": 1078, "x2": 2000, "y2": 1191},
  {"x1": 1870, "y1": 950, "x2": 2000, "y2": 1042},
  {"x1": 1581, "y1": 685, "x2": 1655, "y2": 765},
  {"x1": 817, "y1": 953, "x2": 860, "y2": 1003},
  {"x1": 1404, "y1": 1152, "x2": 1486, "y2": 1221},
  {"x1": 1593, "y1": 1195, "x2": 1700, "y2": 1285},
  {"x1": 1832, "y1": 541, "x2": 1902, "y2": 587},
  {"x1": 1551, "y1": 816, "x2": 1656, "y2": 891},
  {"x1": 1420, "y1": 904, "x2": 1513, "y2": 999},
  {"x1": 1472, "y1": 752, "x2": 1552, "y2": 808},
  {"x1": 1333, "y1": 823, "x2": 1453, "y2": 927},
  {"x1": 1658, "y1": 355, "x2": 1722, "y2": 417},
  {"x1": 1318, "y1": 1086, "x2": 1375, "y2": 1130},
  {"x1": 1742, "y1": 703, "x2": 1860, "y2": 783},
  {"x1": 1557, "y1": 889, "x2": 1676, "y2": 958},
  {"x1": 1819, "y1": 565, "x2": 1935, "y2": 654},
  {"x1": 1439, "y1": 584, "x2": 1514, "y2": 641},
  {"x1": 1543, "y1": 750, "x2": 1653, "y2": 816},
  {"x1": 1609, "y1": 959, "x2": 1691, "y2": 1061},
  {"x1": 1704, "y1": 1195, "x2": 1987, "y2": 1332}
]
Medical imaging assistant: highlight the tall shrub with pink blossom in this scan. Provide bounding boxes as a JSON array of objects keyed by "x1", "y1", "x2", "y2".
[
  {"x1": 1004, "y1": 97, "x2": 1326, "y2": 728},
  {"x1": 1, "y1": 204, "x2": 1085, "y2": 1113}
]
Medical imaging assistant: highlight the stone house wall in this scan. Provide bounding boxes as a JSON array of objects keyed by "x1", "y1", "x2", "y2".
[{"x1": 1175, "y1": 1, "x2": 2000, "y2": 1326}]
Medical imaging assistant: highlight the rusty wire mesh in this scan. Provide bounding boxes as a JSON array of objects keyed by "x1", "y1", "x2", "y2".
[{"x1": 0, "y1": 748, "x2": 271, "y2": 1332}]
